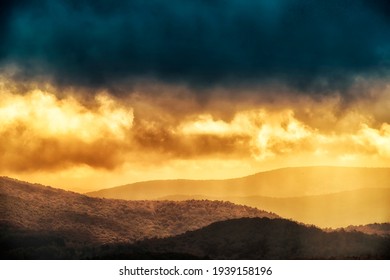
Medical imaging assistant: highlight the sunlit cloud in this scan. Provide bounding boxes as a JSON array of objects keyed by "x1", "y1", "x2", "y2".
[
  {"x1": 0, "y1": 82, "x2": 134, "y2": 171},
  {"x1": 356, "y1": 123, "x2": 390, "y2": 157},
  {"x1": 1, "y1": 76, "x2": 390, "y2": 189},
  {"x1": 0, "y1": 90, "x2": 133, "y2": 140}
]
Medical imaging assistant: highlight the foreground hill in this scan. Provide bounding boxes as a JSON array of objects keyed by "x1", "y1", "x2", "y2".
[
  {"x1": 87, "y1": 166, "x2": 390, "y2": 199},
  {"x1": 98, "y1": 218, "x2": 390, "y2": 260},
  {"x1": 0, "y1": 176, "x2": 277, "y2": 246}
]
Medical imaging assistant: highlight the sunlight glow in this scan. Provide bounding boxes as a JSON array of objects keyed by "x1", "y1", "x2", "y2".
[
  {"x1": 1, "y1": 77, "x2": 390, "y2": 190},
  {"x1": 0, "y1": 90, "x2": 134, "y2": 142}
]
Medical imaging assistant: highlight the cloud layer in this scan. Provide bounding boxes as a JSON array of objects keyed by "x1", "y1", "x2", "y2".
[{"x1": 1, "y1": 78, "x2": 390, "y2": 176}]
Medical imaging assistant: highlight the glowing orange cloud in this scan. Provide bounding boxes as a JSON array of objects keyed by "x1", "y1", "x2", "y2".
[
  {"x1": 0, "y1": 84, "x2": 134, "y2": 171},
  {"x1": 1, "y1": 76, "x2": 390, "y2": 190}
]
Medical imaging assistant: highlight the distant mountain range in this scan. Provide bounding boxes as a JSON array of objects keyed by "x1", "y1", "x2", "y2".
[{"x1": 87, "y1": 166, "x2": 390, "y2": 228}]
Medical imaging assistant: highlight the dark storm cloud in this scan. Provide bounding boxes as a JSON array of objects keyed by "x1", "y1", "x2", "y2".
[{"x1": 1, "y1": 0, "x2": 390, "y2": 92}]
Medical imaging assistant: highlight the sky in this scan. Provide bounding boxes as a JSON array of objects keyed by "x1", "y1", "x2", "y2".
[{"x1": 1, "y1": 0, "x2": 390, "y2": 191}]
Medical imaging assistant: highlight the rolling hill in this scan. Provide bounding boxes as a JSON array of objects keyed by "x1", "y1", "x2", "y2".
[
  {"x1": 96, "y1": 218, "x2": 390, "y2": 260},
  {"x1": 0, "y1": 176, "x2": 277, "y2": 246},
  {"x1": 87, "y1": 166, "x2": 390, "y2": 199}
]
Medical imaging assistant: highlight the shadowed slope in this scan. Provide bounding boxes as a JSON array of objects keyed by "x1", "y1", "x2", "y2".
[{"x1": 99, "y1": 218, "x2": 390, "y2": 260}]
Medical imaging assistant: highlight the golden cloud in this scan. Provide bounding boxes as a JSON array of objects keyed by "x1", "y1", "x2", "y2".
[
  {"x1": 1, "y1": 75, "x2": 390, "y2": 188},
  {"x1": 0, "y1": 83, "x2": 134, "y2": 171}
]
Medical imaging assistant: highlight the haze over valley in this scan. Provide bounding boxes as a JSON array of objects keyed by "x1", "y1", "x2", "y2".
[{"x1": 88, "y1": 166, "x2": 390, "y2": 228}]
